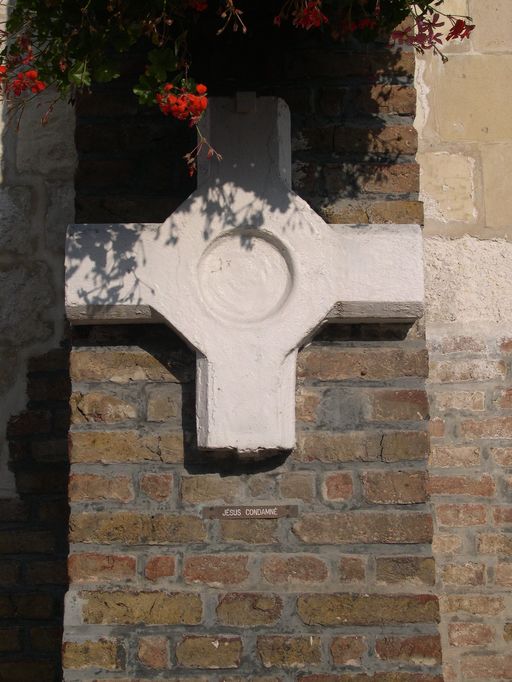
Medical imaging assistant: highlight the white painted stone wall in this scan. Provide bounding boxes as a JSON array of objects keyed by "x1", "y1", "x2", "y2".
[{"x1": 0, "y1": 83, "x2": 76, "y2": 494}]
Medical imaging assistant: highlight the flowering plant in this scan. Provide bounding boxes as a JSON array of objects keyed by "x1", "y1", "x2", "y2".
[{"x1": 0, "y1": 0, "x2": 474, "y2": 173}]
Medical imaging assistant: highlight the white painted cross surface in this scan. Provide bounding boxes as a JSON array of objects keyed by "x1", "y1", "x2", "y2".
[{"x1": 66, "y1": 94, "x2": 424, "y2": 452}]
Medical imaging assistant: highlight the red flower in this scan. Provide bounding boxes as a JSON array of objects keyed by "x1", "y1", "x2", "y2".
[
  {"x1": 196, "y1": 83, "x2": 207, "y2": 95},
  {"x1": 293, "y1": 0, "x2": 328, "y2": 30},
  {"x1": 446, "y1": 18, "x2": 475, "y2": 41},
  {"x1": 189, "y1": 0, "x2": 207, "y2": 11}
]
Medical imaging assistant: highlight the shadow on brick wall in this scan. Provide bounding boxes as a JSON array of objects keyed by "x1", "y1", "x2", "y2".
[
  {"x1": 76, "y1": 9, "x2": 421, "y2": 227},
  {"x1": 3, "y1": 342, "x2": 71, "y2": 681}
]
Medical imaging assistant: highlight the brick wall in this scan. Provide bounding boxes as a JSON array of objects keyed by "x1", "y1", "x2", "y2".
[
  {"x1": 426, "y1": 331, "x2": 512, "y2": 681},
  {"x1": 2, "y1": 345, "x2": 71, "y2": 681},
  {"x1": 1, "y1": 14, "x2": 432, "y2": 681},
  {"x1": 63, "y1": 322, "x2": 440, "y2": 681}
]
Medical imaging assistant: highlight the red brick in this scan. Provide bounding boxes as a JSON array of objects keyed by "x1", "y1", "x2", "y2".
[
  {"x1": 82, "y1": 591, "x2": 202, "y2": 624},
  {"x1": 323, "y1": 472, "x2": 353, "y2": 501},
  {"x1": 492, "y1": 448, "x2": 512, "y2": 466},
  {"x1": 494, "y1": 506, "x2": 512, "y2": 524},
  {"x1": 428, "y1": 474, "x2": 495, "y2": 497},
  {"x1": 138, "y1": 636, "x2": 168, "y2": 669},
  {"x1": 334, "y1": 125, "x2": 417, "y2": 155},
  {"x1": 0, "y1": 627, "x2": 22, "y2": 652},
  {"x1": 442, "y1": 562, "x2": 485, "y2": 586},
  {"x1": 461, "y1": 655, "x2": 512, "y2": 679},
  {"x1": 339, "y1": 556, "x2": 366, "y2": 583},
  {"x1": 478, "y1": 534, "x2": 512, "y2": 556},
  {"x1": 279, "y1": 472, "x2": 316, "y2": 502},
  {"x1": 430, "y1": 359, "x2": 505, "y2": 383},
  {"x1": 432, "y1": 534, "x2": 463, "y2": 555},
  {"x1": 434, "y1": 390, "x2": 485, "y2": 412},
  {"x1": 369, "y1": 390, "x2": 429, "y2": 422},
  {"x1": 262, "y1": 555, "x2": 328, "y2": 585},
  {"x1": 448, "y1": 623, "x2": 495, "y2": 647},
  {"x1": 6, "y1": 410, "x2": 51, "y2": 438},
  {"x1": 25, "y1": 560, "x2": 67, "y2": 585},
  {"x1": 429, "y1": 446, "x2": 480, "y2": 468},
  {"x1": 183, "y1": 555, "x2": 249, "y2": 586},
  {"x1": 0, "y1": 530, "x2": 55, "y2": 554},
  {"x1": 380, "y1": 431, "x2": 429, "y2": 462},
  {"x1": 30, "y1": 626, "x2": 61, "y2": 653},
  {"x1": 429, "y1": 418, "x2": 445, "y2": 437},
  {"x1": 375, "y1": 557, "x2": 435, "y2": 587},
  {"x1": 433, "y1": 336, "x2": 486, "y2": 354},
  {"x1": 362, "y1": 471, "x2": 427, "y2": 504},
  {"x1": 62, "y1": 639, "x2": 124, "y2": 670},
  {"x1": 297, "y1": 594, "x2": 439, "y2": 625},
  {"x1": 296, "y1": 389, "x2": 320, "y2": 422},
  {"x1": 461, "y1": 417, "x2": 512, "y2": 439},
  {"x1": 494, "y1": 388, "x2": 512, "y2": 409},
  {"x1": 0, "y1": 661, "x2": 56, "y2": 681},
  {"x1": 495, "y1": 563, "x2": 512, "y2": 586},
  {"x1": 70, "y1": 511, "x2": 206, "y2": 544},
  {"x1": 176, "y1": 636, "x2": 242, "y2": 669},
  {"x1": 69, "y1": 473, "x2": 134, "y2": 502},
  {"x1": 68, "y1": 553, "x2": 136, "y2": 583},
  {"x1": 220, "y1": 519, "x2": 278, "y2": 544},
  {"x1": 442, "y1": 595, "x2": 504, "y2": 615},
  {"x1": 293, "y1": 512, "x2": 432, "y2": 544},
  {"x1": 216, "y1": 593, "x2": 282, "y2": 626},
  {"x1": 69, "y1": 429, "x2": 184, "y2": 464},
  {"x1": 436, "y1": 504, "x2": 487, "y2": 527},
  {"x1": 181, "y1": 474, "x2": 241, "y2": 503},
  {"x1": 296, "y1": 431, "x2": 381, "y2": 463},
  {"x1": 70, "y1": 349, "x2": 186, "y2": 382},
  {"x1": 330, "y1": 636, "x2": 366, "y2": 665},
  {"x1": 298, "y1": 347, "x2": 428, "y2": 381},
  {"x1": 145, "y1": 556, "x2": 176, "y2": 582},
  {"x1": 375, "y1": 635, "x2": 441, "y2": 665},
  {"x1": 140, "y1": 473, "x2": 173, "y2": 501},
  {"x1": 257, "y1": 635, "x2": 321, "y2": 668}
]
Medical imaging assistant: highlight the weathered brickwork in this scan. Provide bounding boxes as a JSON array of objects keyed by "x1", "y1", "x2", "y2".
[
  {"x1": 427, "y1": 332, "x2": 512, "y2": 682},
  {"x1": 62, "y1": 322, "x2": 438, "y2": 681},
  {"x1": 2, "y1": 346, "x2": 71, "y2": 681}
]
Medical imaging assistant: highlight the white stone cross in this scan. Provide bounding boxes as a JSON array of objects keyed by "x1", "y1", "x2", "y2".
[{"x1": 66, "y1": 93, "x2": 424, "y2": 452}]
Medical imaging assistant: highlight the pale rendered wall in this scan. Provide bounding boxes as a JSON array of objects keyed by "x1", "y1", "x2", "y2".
[
  {"x1": 0, "y1": 75, "x2": 76, "y2": 495},
  {"x1": 419, "y1": 1, "x2": 512, "y2": 679}
]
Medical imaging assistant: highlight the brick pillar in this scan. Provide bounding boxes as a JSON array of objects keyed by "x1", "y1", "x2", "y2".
[{"x1": 62, "y1": 320, "x2": 441, "y2": 680}]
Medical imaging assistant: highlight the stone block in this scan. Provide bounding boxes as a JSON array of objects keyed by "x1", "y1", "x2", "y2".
[
  {"x1": 419, "y1": 152, "x2": 477, "y2": 223},
  {"x1": 17, "y1": 94, "x2": 76, "y2": 175},
  {"x1": 469, "y1": 0, "x2": 512, "y2": 51},
  {"x1": 482, "y1": 144, "x2": 512, "y2": 229},
  {"x1": 432, "y1": 56, "x2": 512, "y2": 142},
  {"x1": 0, "y1": 262, "x2": 54, "y2": 345},
  {"x1": 0, "y1": 186, "x2": 32, "y2": 254}
]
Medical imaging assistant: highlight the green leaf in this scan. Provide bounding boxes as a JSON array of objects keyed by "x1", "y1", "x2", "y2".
[
  {"x1": 68, "y1": 60, "x2": 91, "y2": 88},
  {"x1": 93, "y1": 62, "x2": 121, "y2": 83}
]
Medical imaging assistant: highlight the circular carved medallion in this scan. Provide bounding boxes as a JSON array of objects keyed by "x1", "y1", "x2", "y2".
[{"x1": 198, "y1": 231, "x2": 292, "y2": 323}]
